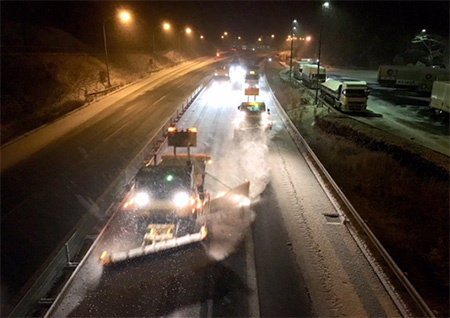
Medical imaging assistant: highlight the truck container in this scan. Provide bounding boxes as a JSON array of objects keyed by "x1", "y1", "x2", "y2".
[
  {"x1": 293, "y1": 59, "x2": 316, "y2": 80},
  {"x1": 429, "y1": 81, "x2": 450, "y2": 114},
  {"x1": 301, "y1": 64, "x2": 326, "y2": 88},
  {"x1": 377, "y1": 65, "x2": 449, "y2": 94},
  {"x1": 320, "y1": 80, "x2": 369, "y2": 112}
]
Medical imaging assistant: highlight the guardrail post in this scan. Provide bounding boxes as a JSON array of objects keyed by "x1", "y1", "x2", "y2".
[{"x1": 64, "y1": 243, "x2": 78, "y2": 268}]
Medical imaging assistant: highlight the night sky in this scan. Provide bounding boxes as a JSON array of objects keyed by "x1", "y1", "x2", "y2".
[{"x1": 2, "y1": 1, "x2": 449, "y2": 66}]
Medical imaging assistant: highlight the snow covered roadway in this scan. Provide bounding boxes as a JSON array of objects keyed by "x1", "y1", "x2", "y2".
[{"x1": 46, "y1": 62, "x2": 402, "y2": 317}]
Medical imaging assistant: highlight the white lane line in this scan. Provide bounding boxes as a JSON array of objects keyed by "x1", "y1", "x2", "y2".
[
  {"x1": 153, "y1": 95, "x2": 167, "y2": 105},
  {"x1": 176, "y1": 83, "x2": 186, "y2": 89},
  {"x1": 103, "y1": 121, "x2": 129, "y2": 142},
  {"x1": 246, "y1": 227, "x2": 260, "y2": 317}
]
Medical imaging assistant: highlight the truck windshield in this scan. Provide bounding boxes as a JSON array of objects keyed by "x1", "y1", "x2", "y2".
[
  {"x1": 243, "y1": 105, "x2": 265, "y2": 114},
  {"x1": 135, "y1": 167, "x2": 192, "y2": 199}
]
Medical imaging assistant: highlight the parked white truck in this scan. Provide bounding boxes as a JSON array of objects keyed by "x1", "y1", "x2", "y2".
[
  {"x1": 320, "y1": 79, "x2": 369, "y2": 112},
  {"x1": 429, "y1": 81, "x2": 450, "y2": 114},
  {"x1": 377, "y1": 65, "x2": 449, "y2": 94},
  {"x1": 301, "y1": 64, "x2": 326, "y2": 88},
  {"x1": 293, "y1": 58, "x2": 317, "y2": 80}
]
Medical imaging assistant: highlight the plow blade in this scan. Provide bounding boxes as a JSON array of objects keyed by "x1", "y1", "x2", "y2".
[
  {"x1": 100, "y1": 226, "x2": 207, "y2": 265},
  {"x1": 209, "y1": 180, "x2": 250, "y2": 213},
  {"x1": 99, "y1": 181, "x2": 250, "y2": 266}
]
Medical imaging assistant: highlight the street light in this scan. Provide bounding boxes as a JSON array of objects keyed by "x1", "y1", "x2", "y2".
[
  {"x1": 289, "y1": 20, "x2": 298, "y2": 79},
  {"x1": 315, "y1": 2, "x2": 330, "y2": 105},
  {"x1": 178, "y1": 27, "x2": 192, "y2": 51},
  {"x1": 152, "y1": 22, "x2": 171, "y2": 54},
  {"x1": 103, "y1": 10, "x2": 132, "y2": 87}
]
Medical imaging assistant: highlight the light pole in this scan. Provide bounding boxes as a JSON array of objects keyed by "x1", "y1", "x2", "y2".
[
  {"x1": 178, "y1": 27, "x2": 192, "y2": 51},
  {"x1": 102, "y1": 10, "x2": 131, "y2": 87},
  {"x1": 315, "y1": 2, "x2": 329, "y2": 104},
  {"x1": 289, "y1": 20, "x2": 298, "y2": 79},
  {"x1": 153, "y1": 22, "x2": 171, "y2": 54}
]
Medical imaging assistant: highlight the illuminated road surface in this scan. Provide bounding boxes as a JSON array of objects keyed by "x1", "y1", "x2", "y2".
[{"x1": 48, "y1": 64, "x2": 400, "y2": 317}]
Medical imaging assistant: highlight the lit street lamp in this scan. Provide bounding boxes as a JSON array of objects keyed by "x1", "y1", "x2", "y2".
[
  {"x1": 103, "y1": 10, "x2": 132, "y2": 87},
  {"x1": 178, "y1": 27, "x2": 192, "y2": 51},
  {"x1": 289, "y1": 20, "x2": 298, "y2": 79},
  {"x1": 153, "y1": 22, "x2": 171, "y2": 54},
  {"x1": 315, "y1": 2, "x2": 330, "y2": 104}
]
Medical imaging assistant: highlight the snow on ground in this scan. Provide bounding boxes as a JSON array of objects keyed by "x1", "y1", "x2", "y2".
[
  {"x1": 261, "y1": 75, "x2": 401, "y2": 317},
  {"x1": 326, "y1": 68, "x2": 449, "y2": 156}
]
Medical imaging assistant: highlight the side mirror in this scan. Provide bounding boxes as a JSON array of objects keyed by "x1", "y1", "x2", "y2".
[
  {"x1": 267, "y1": 109, "x2": 271, "y2": 114},
  {"x1": 238, "y1": 106, "x2": 241, "y2": 110}
]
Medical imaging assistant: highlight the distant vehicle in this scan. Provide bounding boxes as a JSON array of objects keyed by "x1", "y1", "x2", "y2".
[
  {"x1": 214, "y1": 66, "x2": 230, "y2": 81},
  {"x1": 320, "y1": 80, "x2": 369, "y2": 112},
  {"x1": 429, "y1": 81, "x2": 450, "y2": 114},
  {"x1": 301, "y1": 64, "x2": 326, "y2": 88},
  {"x1": 377, "y1": 65, "x2": 449, "y2": 94},
  {"x1": 231, "y1": 57, "x2": 240, "y2": 66},
  {"x1": 293, "y1": 58, "x2": 317, "y2": 80},
  {"x1": 233, "y1": 102, "x2": 272, "y2": 140},
  {"x1": 245, "y1": 70, "x2": 259, "y2": 87}
]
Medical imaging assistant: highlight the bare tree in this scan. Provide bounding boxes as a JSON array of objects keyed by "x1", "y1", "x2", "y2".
[{"x1": 411, "y1": 30, "x2": 446, "y2": 67}]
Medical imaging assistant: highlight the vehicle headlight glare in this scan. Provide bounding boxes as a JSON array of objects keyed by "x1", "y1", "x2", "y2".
[
  {"x1": 135, "y1": 192, "x2": 150, "y2": 207},
  {"x1": 173, "y1": 192, "x2": 190, "y2": 207}
]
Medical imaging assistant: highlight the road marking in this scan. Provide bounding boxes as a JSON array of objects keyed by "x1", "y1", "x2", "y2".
[
  {"x1": 246, "y1": 226, "x2": 260, "y2": 317},
  {"x1": 103, "y1": 122, "x2": 129, "y2": 142},
  {"x1": 153, "y1": 95, "x2": 167, "y2": 105},
  {"x1": 176, "y1": 83, "x2": 186, "y2": 88}
]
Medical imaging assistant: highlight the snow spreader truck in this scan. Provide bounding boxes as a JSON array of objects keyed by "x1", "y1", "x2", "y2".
[
  {"x1": 233, "y1": 101, "x2": 273, "y2": 140},
  {"x1": 99, "y1": 127, "x2": 250, "y2": 265}
]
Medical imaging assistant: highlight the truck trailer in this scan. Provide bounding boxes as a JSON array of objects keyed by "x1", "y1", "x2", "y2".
[
  {"x1": 301, "y1": 64, "x2": 326, "y2": 88},
  {"x1": 377, "y1": 65, "x2": 449, "y2": 93},
  {"x1": 320, "y1": 80, "x2": 369, "y2": 112},
  {"x1": 293, "y1": 58, "x2": 317, "y2": 80},
  {"x1": 429, "y1": 81, "x2": 450, "y2": 114}
]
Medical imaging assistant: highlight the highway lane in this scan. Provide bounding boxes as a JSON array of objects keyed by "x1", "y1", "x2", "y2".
[
  {"x1": 0, "y1": 58, "x2": 220, "y2": 313},
  {"x1": 48, "y1": 63, "x2": 400, "y2": 317}
]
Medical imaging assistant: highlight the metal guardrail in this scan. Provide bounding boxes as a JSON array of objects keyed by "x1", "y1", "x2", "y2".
[
  {"x1": 86, "y1": 84, "x2": 121, "y2": 101},
  {"x1": 267, "y1": 76, "x2": 435, "y2": 317},
  {"x1": 10, "y1": 79, "x2": 209, "y2": 318}
]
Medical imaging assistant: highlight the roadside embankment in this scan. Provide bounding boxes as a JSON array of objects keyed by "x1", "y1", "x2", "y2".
[{"x1": 265, "y1": 62, "x2": 449, "y2": 317}]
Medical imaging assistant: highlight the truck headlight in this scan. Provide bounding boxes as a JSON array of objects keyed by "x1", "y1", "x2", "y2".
[
  {"x1": 135, "y1": 192, "x2": 150, "y2": 207},
  {"x1": 173, "y1": 192, "x2": 190, "y2": 207}
]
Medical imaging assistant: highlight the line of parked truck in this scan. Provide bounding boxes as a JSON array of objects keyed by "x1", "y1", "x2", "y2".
[
  {"x1": 377, "y1": 65, "x2": 449, "y2": 114},
  {"x1": 292, "y1": 59, "x2": 369, "y2": 113},
  {"x1": 290, "y1": 58, "x2": 449, "y2": 114}
]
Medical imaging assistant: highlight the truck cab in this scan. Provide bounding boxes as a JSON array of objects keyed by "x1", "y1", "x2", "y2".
[
  {"x1": 132, "y1": 158, "x2": 199, "y2": 219},
  {"x1": 320, "y1": 80, "x2": 369, "y2": 112}
]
